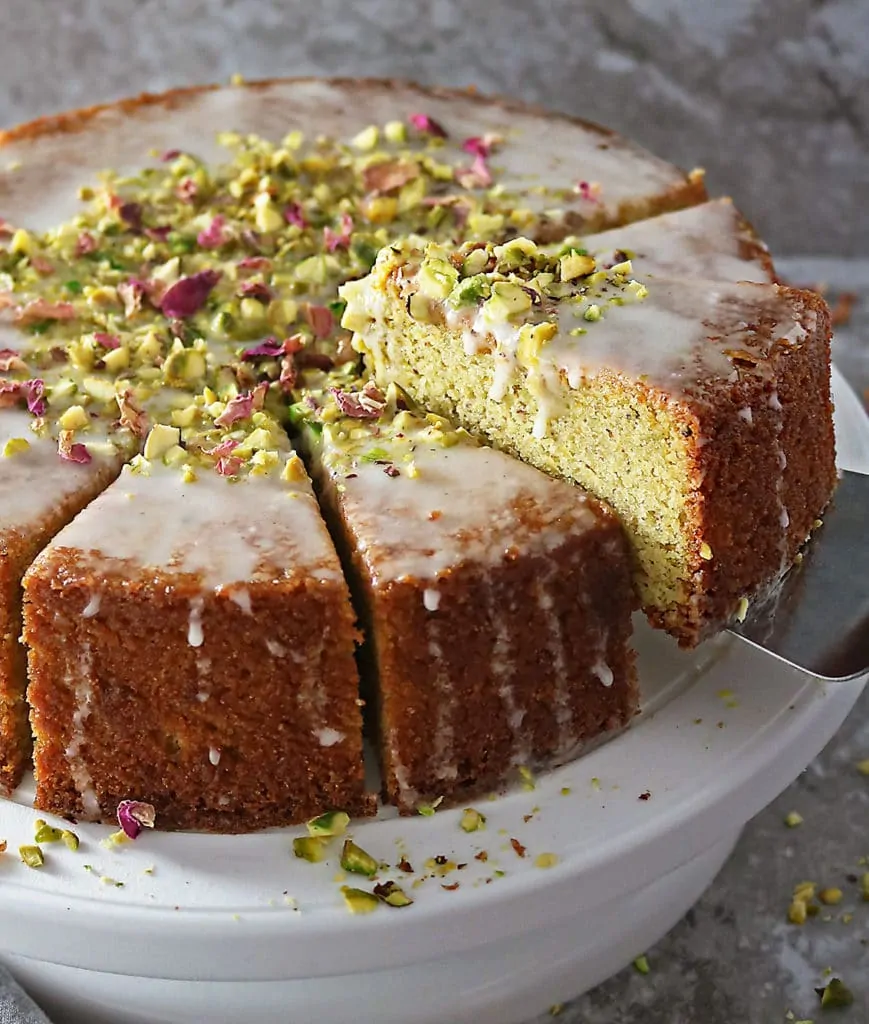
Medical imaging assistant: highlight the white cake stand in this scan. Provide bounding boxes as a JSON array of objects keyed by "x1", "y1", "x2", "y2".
[{"x1": 0, "y1": 367, "x2": 865, "y2": 1024}]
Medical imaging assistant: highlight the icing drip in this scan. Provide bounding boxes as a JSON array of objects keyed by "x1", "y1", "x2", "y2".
[
  {"x1": 195, "y1": 655, "x2": 211, "y2": 702},
  {"x1": 227, "y1": 588, "x2": 252, "y2": 615},
  {"x1": 187, "y1": 596, "x2": 205, "y2": 648},
  {"x1": 64, "y1": 644, "x2": 101, "y2": 819},
  {"x1": 391, "y1": 754, "x2": 419, "y2": 807},
  {"x1": 423, "y1": 588, "x2": 441, "y2": 612},
  {"x1": 592, "y1": 659, "x2": 614, "y2": 688},
  {"x1": 768, "y1": 387, "x2": 790, "y2": 571},
  {"x1": 314, "y1": 727, "x2": 345, "y2": 747},
  {"x1": 486, "y1": 591, "x2": 528, "y2": 767},
  {"x1": 266, "y1": 639, "x2": 286, "y2": 657},
  {"x1": 427, "y1": 626, "x2": 457, "y2": 782},
  {"x1": 208, "y1": 746, "x2": 221, "y2": 766},
  {"x1": 81, "y1": 593, "x2": 101, "y2": 618},
  {"x1": 536, "y1": 579, "x2": 573, "y2": 755}
]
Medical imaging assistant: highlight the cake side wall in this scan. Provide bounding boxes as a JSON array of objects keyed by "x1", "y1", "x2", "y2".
[{"x1": 22, "y1": 558, "x2": 369, "y2": 832}]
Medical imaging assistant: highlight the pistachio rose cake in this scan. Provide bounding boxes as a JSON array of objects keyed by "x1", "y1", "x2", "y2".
[{"x1": 0, "y1": 78, "x2": 833, "y2": 829}]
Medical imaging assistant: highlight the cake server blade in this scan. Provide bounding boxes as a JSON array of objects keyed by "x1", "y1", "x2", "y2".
[{"x1": 728, "y1": 469, "x2": 869, "y2": 681}]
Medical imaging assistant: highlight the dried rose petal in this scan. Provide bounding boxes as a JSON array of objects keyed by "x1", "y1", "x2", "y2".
[
  {"x1": 362, "y1": 160, "x2": 420, "y2": 195},
  {"x1": 58, "y1": 430, "x2": 91, "y2": 464},
  {"x1": 238, "y1": 280, "x2": 272, "y2": 302},
  {"x1": 30, "y1": 255, "x2": 55, "y2": 276},
  {"x1": 455, "y1": 154, "x2": 492, "y2": 190},
  {"x1": 161, "y1": 149, "x2": 181, "y2": 162},
  {"x1": 331, "y1": 381, "x2": 386, "y2": 419},
  {"x1": 160, "y1": 270, "x2": 221, "y2": 319},
  {"x1": 117, "y1": 280, "x2": 145, "y2": 318},
  {"x1": 283, "y1": 333, "x2": 305, "y2": 355},
  {"x1": 94, "y1": 332, "x2": 120, "y2": 350},
  {"x1": 75, "y1": 231, "x2": 97, "y2": 256},
  {"x1": 204, "y1": 438, "x2": 240, "y2": 459},
  {"x1": 461, "y1": 135, "x2": 500, "y2": 159},
  {"x1": 116, "y1": 800, "x2": 156, "y2": 839},
  {"x1": 176, "y1": 178, "x2": 199, "y2": 203},
  {"x1": 297, "y1": 351, "x2": 334, "y2": 372},
  {"x1": 0, "y1": 348, "x2": 27, "y2": 373},
  {"x1": 0, "y1": 218, "x2": 14, "y2": 237},
  {"x1": 15, "y1": 299, "x2": 77, "y2": 326},
  {"x1": 25, "y1": 379, "x2": 46, "y2": 416},
  {"x1": 575, "y1": 180, "x2": 602, "y2": 204},
  {"x1": 283, "y1": 202, "x2": 308, "y2": 229},
  {"x1": 323, "y1": 212, "x2": 354, "y2": 252},
  {"x1": 304, "y1": 304, "x2": 333, "y2": 339},
  {"x1": 216, "y1": 455, "x2": 244, "y2": 477},
  {"x1": 116, "y1": 390, "x2": 149, "y2": 437},
  {"x1": 214, "y1": 382, "x2": 268, "y2": 427},
  {"x1": 409, "y1": 113, "x2": 448, "y2": 138},
  {"x1": 241, "y1": 337, "x2": 284, "y2": 360},
  {"x1": 240, "y1": 228, "x2": 262, "y2": 252},
  {"x1": 0, "y1": 380, "x2": 23, "y2": 408},
  {"x1": 197, "y1": 215, "x2": 229, "y2": 249},
  {"x1": 237, "y1": 255, "x2": 272, "y2": 271},
  {"x1": 118, "y1": 202, "x2": 143, "y2": 231},
  {"x1": 144, "y1": 225, "x2": 172, "y2": 242},
  {"x1": 279, "y1": 353, "x2": 297, "y2": 393}
]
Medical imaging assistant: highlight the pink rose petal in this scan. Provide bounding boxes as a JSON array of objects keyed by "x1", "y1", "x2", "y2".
[
  {"x1": 197, "y1": 215, "x2": 229, "y2": 249},
  {"x1": 237, "y1": 256, "x2": 272, "y2": 271},
  {"x1": 241, "y1": 337, "x2": 285, "y2": 360},
  {"x1": 58, "y1": 430, "x2": 91, "y2": 464},
  {"x1": 116, "y1": 390, "x2": 149, "y2": 437},
  {"x1": 0, "y1": 349, "x2": 27, "y2": 373},
  {"x1": 94, "y1": 332, "x2": 120, "y2": 350},
  {"x1": 237, "y1": 280, "x2": 272, "y2": 302},
  {"x1": 14, "y1": 299, "x2": 77, "y2": 326},
  {"x1": 330, "y1": 380, "x2": 386, "y2": 419},
  {"x1": 323, "y1": 212, "x2": 354, "y2": 252},
  {"x1": 116, "y1": 800, "x2": 156, "y2": 839},
  {"x1": 362, "y1": 160, "x2": 419, "y2": 195},
  {"x1": 75, "y1": 231, "x2": 97, "y2": 256},
  {"x1": 409, "y1": 113, "x2": 448, "y2": 138},
  {"x1": 455, "y1": 153, "x2": 492, "y2": 190},
  {"x1": 283, "y1": 202, "x2": 308, "y2": 229},
  {"x1": 159, "y1": 270, "x2": 221, "y2": 319},
  {"x1": 213, "y1": 382, "x2": 268, "y2": 427},
  {"x1": 303, "y1": 304, "x2": 333, "y2": 339}
]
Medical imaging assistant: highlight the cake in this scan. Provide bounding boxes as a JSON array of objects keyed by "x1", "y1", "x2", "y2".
[
  {"x1": 295, "y1": 377, "x2": 637, "y2": 811},
  {"x1": 0, "y1": 77, "x2": 834, "y2": 828},
  {"x1": 23, "y1": 453, "x2": 369, "y2": 831},
  {"x1": 343, "y1": 237, "x2": 835, "y2": 645},
  {"x1": 0, "y1": 413, "x2": 128, "y2": 792}
]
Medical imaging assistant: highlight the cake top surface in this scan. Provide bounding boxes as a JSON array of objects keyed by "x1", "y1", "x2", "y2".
[
  {"x1": 343, "y1": 234, "x2": 813, "y2": 420},
  {"x1": 297, "y1": 376, "x2": 612, "y2": 584},
  {"x1": 577, "y1": 198, "x2": 772, "y2": 285},
  {"x1": 30, "y1": 455, "x2": 343, "y2": 590}
]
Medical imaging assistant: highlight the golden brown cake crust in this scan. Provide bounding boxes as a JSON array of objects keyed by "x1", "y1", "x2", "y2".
[
  {"x1": 23, "y1": 556, "x2": 371, "y2": 832},
  {"x1": 650, "y1": 287, "x2": 836, "y2": 645}
]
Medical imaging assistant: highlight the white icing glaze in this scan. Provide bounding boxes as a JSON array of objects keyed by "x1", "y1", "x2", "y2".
[
  {"x1": 81, "y1": 592, "x2": 101, "y2": 618},
  {"x1": 0, "y1": 80, "x2": 689, "y2": 235},
  {"x1": 314, "y1": 727, "x2": 346, "y2": 748},
  {"x1": 187, "y1": 596, "x2": 205, "y2": 648},
  {"x1": 578, "y1": 199, "x2": 772, "y2": 284},
  {"x1": 208, "y1": 746, "x2": 221, "y2": 766},
  {"x1": 64, "y1": 643, "x2": 101, "y2": 819},
  {"x1": 423, "y1": 588, "x2": 441, "y2": 612},
  {"x1": 265, "y1": 639, "x2": 286, "y2": 657},
  {"x1": 0, "y1": 408, "x2": 125, "y2": 533},
  {"x1": 312, "y1": 426, "x2": 604, "y2": 586},
  {"x1": 226, "y1": 588, "x2": 253, "y2": 615},
  {"x1": 39, "y1": 459, "x2": 343, "y2": 590}
]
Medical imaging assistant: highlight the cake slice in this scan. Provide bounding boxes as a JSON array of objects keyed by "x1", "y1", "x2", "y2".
[
  {"x1": 577, "y1": 198, "x2": 775, "y2": 284},
  {"x1": 22, "y1": 451, "x2": 369, "y2": 831},
  {"x1": 0, "y1": 408, "x2": 128, "y2": 793},
  {"x1": 294, "y1": 380, "x2": 637, "y2": 811},
  {"x1": 343, "y1": 238, "x2": 836, "y2": 645}
]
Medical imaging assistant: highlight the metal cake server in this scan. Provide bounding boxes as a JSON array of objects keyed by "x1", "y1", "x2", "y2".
[{"x1": 728, "y1": 469, "x2": 869, "y2": 681}]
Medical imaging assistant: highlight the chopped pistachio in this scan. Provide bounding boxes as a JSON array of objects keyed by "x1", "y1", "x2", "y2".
[
  {"x1": 856, "y1": 759, "x2": 869, "y2": 776},
  {"x1": 560, "y1": 252, "x2": 596, "y2": 282},
  {"x1": 789, "y1": 899, "x2": 808, "y2": 925},
  {"x1": 373, "y1": 880, "x2": 414, "y2": 907},
  {"x1": 535, "y1": 852, "x2": 559, "y2": 869},
  {"x1": 817, "y1": 978, "x2": 853, "y2": 1009},
  {"x1": 33, "y1": 819, "x2": 64, "y2": 844},
  {"x1": 582, "y1": 303, "x2": 602, "y2": 322},
  {"x1": 351, "y1": 125, "x2": 379, "y2": 151},
  {"x1": 340, "y1": 840, "x2": 378, "y2": 877},
  {"x1": 459, "y1": 808, "x2": 486, "y2": 833},
  {"x1": 58, "y1": 405, "x2": 90, "y2": 431},
  {"x1": 306, "y1": 810, "x2": 350, "y2": 838},
  {"x1": 61, "y1": 829, "x2": 80, "y2": 851},
  {"x1": 633, "y1": 954, "x2": 651, "y2": 975},
  {"x1": 785, "y1": 811, "x2": 804, "y2": 828},
  {"x1": 292, "y1": 836, "x2": 330, "y2": 863},
  {"x1": 2, "y1": 437, "x2": 30, "y2": 458},
  {"x1": 19, "y1": 845, "x2": 44, "y2": 869},
  {"x1": 340, "y1": 886, "x2": 379, "y2": 915},
  {"x1": 143, "y1": 424, "x2": 181, "y2": 460},
  {"x1": 818, "y1": 888, "x2": 843, "y2": 906}
]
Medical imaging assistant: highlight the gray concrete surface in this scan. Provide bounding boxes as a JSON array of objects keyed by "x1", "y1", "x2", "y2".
[
  {"x1": 0, "y1": 0, "x2": 867, "y2": 257},
  {"x1": 0, "y1": 4, "x2": 867, "y2": 1020}
]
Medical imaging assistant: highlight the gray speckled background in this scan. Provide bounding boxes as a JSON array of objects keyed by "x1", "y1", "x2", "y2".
[{"x1": 0, "y1": 2, "x2": 867, "y2": 1022}]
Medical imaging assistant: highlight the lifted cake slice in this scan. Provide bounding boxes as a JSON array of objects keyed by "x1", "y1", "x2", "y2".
[
  {"x1": 577, "y1": 198, "x2": 775, "y2": 284},
  {"x1": 23, "y1": 450, "x2": 369, "y2": 832},
  {"x1": 1, "y1": 409, "x2": 128, "y2": 793},
  {"x1": 295, "y1": 381, "x2": 637, "y2": 812},
  {"x1": 344, "y1": 238, "x2": 835, "y2": 646}
]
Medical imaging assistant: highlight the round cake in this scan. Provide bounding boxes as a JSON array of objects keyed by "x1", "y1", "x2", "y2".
[{"x1": 0, "y1": 78, "x2": 834, "y2": 832}]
